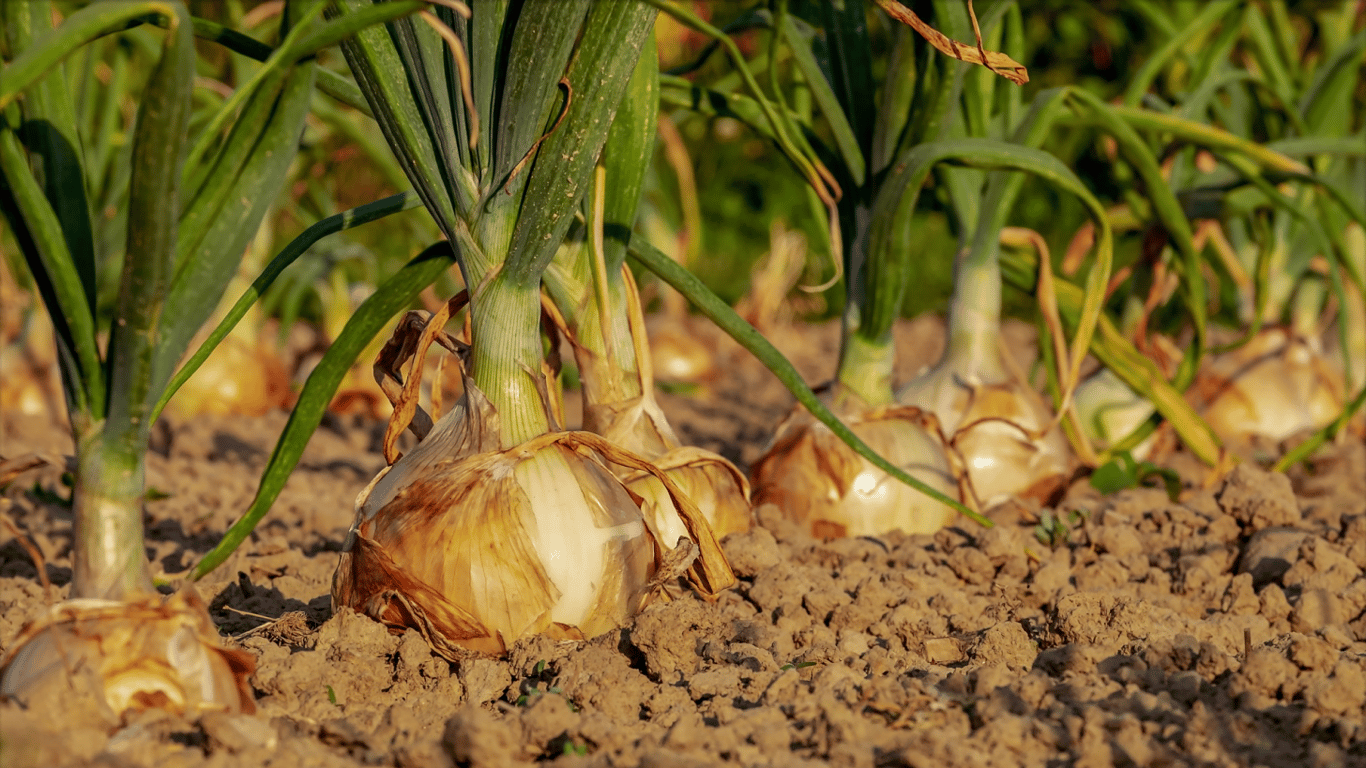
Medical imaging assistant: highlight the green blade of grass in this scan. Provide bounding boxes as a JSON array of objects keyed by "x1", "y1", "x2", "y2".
[{"x1": 188, "y1": 241, "x2": 456, "y2": 581}]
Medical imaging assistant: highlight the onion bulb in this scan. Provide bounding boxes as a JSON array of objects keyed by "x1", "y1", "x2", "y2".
[
  {"x1": 751, "y1": 389, "x2": 957, "y2": 537},
  {"x1": 576, "y1": 269, "x2": 753, "y2": 543},
  {"x1": 899, "y1": 367, "x2": 1071, "y2": 510},
  {"x1": 645, "y1": 317, "x2": 716, "y2": 385},
  {"x1": 0, "y1": 591, "x2": 255, "y2": 725},
  {"x1": 164, "y1": 333, "x2": 290, "y2": 419},
  {"x1": 1193, "y1": 327, "x2": 1346, "y2": 456},
  {"x1": 1073, "y1": 367, "x2": 1160, "y2": 460},
  {"x1": 333, "y1": 377, "x2": 733, "y2": 659}
]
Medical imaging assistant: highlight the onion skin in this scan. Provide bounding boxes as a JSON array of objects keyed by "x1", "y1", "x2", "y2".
[
  {"x1": 333, "y1": 385, "x2": 660, "y2": 659},
  {"x1": 0, "y1": 591, "x2": 255, "y2": 726},
  {"x1": 646, "y1": 319, "x2": 716, "y2": 385},
  {"x1": 752, "y1": 397, "x2": 957, "y2": 538},
  {"x1": 621, "y1": 446, "x2": 754, "y2": 544},
  {"x1": 1194, "y1": 327, "x2": 1347, "y2": 457},
  {"x1": 899, "y1": 371, "x2": 1071, "y2": 510},
  {"x1": 1073, "y1": 367, "x2": 1158, "y2": 460},
  {"x1": 164, "y1": 334, "x2": 290, "y2": 419}
]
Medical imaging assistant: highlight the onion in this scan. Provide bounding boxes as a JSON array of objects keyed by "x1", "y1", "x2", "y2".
[
  {"x1": 898, "y1": 244, "x2": 1071, "y2": 509},
  {"x1": 164, "y1": 333, "x2": 290, "y2": 419},
  {"x1": 0, "y1": 591, "x2": 255, "y2": 725},
  {"x1": 1073, "y1": 367, "x2": 1158, "y2": 460},
  {"x1": 645, "y1": 317, "x2": 717, "y2": 385},
  {"x1": 1194, "y1": 327, "x2": 1346, "y2": 456},
  {"x1": 333, "y1": 375, "x2": 731, "y2": 659},
  {"x1": 752, "y1": 389, "x2": 957, "y2": 537},
  {"x1": 899, "y1": 363, "x2": 1071, "y2": 510}
]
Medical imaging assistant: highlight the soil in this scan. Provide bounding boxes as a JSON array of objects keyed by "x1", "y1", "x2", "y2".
[{"x1": 2, "y1": 316, "x2": 1365, "y2": 768}]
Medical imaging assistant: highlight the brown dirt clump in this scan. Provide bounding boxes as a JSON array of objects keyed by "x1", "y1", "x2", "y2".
[{"x1": 2, "y1": 318, "x2": 1364, "y2": 767}]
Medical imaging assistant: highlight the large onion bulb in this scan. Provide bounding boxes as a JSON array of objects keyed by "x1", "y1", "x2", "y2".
[{"x1": 333, "y1": 381, "x2": 731, "y2": 659}]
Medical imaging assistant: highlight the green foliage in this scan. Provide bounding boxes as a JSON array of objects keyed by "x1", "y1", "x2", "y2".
[{"x1": 1089, "y1": 453, "x2": 1181, "y2": 501}]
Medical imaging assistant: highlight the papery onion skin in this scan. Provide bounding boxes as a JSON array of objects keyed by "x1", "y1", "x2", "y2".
[
  {"x1": 647, "y1": 320, "x2": 716, "y2": 385},
  {"x1": 333, "y1": 388, "x2": 658, "y2": 659},
  {"x1": 899, "y1": 373, "x2": 1071, "y2": 510},
  {"x1": 752, "y1": 406, "x2": 957, "y2": 538},
  {"x1": 1195, "y1": 328, "x2": 1347, "y2": 457},
  {"x1": 0, "y1": 591, "x2": 255, "y2": 726},
  {"x1": 622, "y1": 447, "x2": 753, "y2": 545},
  {"x1": 165, "y1": 334, "x2": 290, "y2": 419}
]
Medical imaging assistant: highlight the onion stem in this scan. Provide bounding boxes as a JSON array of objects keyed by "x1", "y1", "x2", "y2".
[
  {"x1": 942, "y1": 245, "x2": 1007, "y2": 381},
  {"x1": 469, "y1": 273, "x2": 551, "y2": 448},
  {"x1": 71, "y1": 430, "x2": 154, "y2": 599}
]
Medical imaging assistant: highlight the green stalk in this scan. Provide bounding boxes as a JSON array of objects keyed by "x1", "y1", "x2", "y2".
[
  {"x1": 75, "y1": 2, "x2": 193, "y2": 599},
  {"x1": 71, "y1": 433, "x2": 153, "y2": 598},
  {"x1": 469, "y1": 273, "x2": 551, "y2": 447},
  {"x1": 546, "y1": 28, "x2": 658, "y2": 410}
]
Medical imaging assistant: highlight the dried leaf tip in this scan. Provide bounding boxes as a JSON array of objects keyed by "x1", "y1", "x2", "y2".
[{"x1": 873, "y1": 0, "x2": 1029, "y2": 85}]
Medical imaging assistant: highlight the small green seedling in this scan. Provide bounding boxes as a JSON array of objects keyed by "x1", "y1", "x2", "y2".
[{"x1": 1089, "y1": 452, "x2": 1181, "y2": 501}]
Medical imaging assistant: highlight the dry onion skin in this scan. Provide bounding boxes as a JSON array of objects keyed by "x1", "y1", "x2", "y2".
[
  {"x1": 619, "y1": 446, "x2": 754, "y2": 544},
  {"x1": 752, "y1": 397, "x2": 957, "y2": 538},
  {"x1": 0, "y1": 591, "x2": 255, "y2": 726},
  {"x1": 899, "y1": 373, "x2": 1071, "y2": 510},
  {"x1": 574, "y1": 270, "x2": 754, "y2": 543},
  {"x1": 1194, "y1": 327, "x2": 1347, "y2": 457},
  {"x1": 333, "y1": 378, "x2": 733, "y2": 660}
]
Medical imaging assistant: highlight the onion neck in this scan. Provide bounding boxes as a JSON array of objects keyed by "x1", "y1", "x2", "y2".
[
  {"x1": 836, "y1": 303, "x2": 895, "y2": 408},
  {"x1": 577, "y1": 271, "x2": 643, "y2": 407},
  {"x1": 72, "y1": 426, "x2": 155, "y2": 600},
  {"x1": 469, "y1": 272, "x2": 552, "y2": 448},
  {"x1": 942, "y1": 244, "x2": 1006, "y2": 382}
]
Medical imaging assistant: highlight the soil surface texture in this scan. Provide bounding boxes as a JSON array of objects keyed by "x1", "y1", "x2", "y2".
[{"x1": 2, "y1": 317, "x2": 1364, "y2": 767}]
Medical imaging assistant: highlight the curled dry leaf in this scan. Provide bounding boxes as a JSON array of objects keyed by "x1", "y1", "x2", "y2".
[
  {"x1": 578, "y1": 267, "x2": 753, "y2": 544},
  {"x1": 0, "y1": 590, "x2": 255, "y2": 726},
  {"x1": 752, "y1": 389, "x2": 958, "y2": 538},
  {"x1": 872, "y1": 0, "x2": 1029, "y2": 85},
  {"x1": 619, "y1": 445, "x2": 754, "y2": 544}
]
